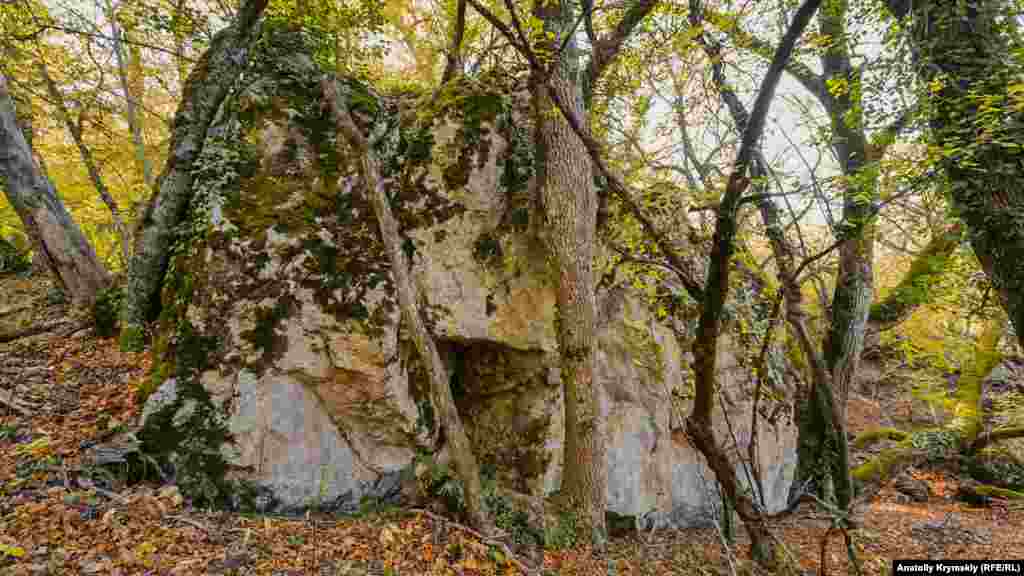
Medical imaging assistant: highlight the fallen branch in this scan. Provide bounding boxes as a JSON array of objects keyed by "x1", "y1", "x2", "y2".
[
  {"x1": 165, "y1": 514, "x2": 213, "y2": 533},
  {"x1": 0, "y1": 319, "x2": 71, "y2": 343},
  {"x1": 969, "y1": 426, "x2": 1024, "y2": 454},
  {"x1": 851, "y1": 427, "x2": 910, "y2": 449}
]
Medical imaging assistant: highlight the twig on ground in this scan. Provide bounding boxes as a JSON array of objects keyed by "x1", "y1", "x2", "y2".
[
  {"x1": 93, "y1": 486, "x2": 130, "y2": 504},
  {"x1": 409, "y1": 508, "x2": 533, "y2": 574},
  {"x1": 166, "y1": 514, "x2": 213, "y2": 534}
]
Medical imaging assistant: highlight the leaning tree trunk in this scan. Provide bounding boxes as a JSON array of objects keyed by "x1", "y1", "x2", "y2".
[
  {"x1": 119, "y1": 0, "x2": 268, "y2": 351},
  {"x1": 531, "y1": 0, "x2": 607, "y2": 549},
  {"x1": 0, "y1": 74, "x2": 110, "y2": 307},
  {"x1": 884, "y1": 0, "x2": 1024, "y2": 349},
  {"x1": 322, "y1": 78, "x2": 493, "y2": 534},
  {"x1": 36, "y1": 60, "x2": 131, "y2": 266}
]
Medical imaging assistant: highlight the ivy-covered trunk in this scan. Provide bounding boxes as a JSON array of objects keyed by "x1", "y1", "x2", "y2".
[
  {"x1": 884, "y1": 0, "x2": 1024, "y2": 348},
  {"x1": 791, "y1": 0, "x2": 874, "y2": 511},
  {"x1": 120, "y1": 0, "x2": 268, "y2": 350},
  {"x1": 531, "y1": 0, "x2": 607, "y2": 549},
  {"x1": 0, "y1": 74, "x2": 111, "y2": 307}
]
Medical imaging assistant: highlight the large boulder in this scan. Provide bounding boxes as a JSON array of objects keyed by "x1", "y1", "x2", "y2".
[{"x1": 140, "y1": 28, "x2": 796, "y2": 526}]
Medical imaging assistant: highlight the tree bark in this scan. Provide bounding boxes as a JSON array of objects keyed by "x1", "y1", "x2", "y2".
[
  {"x1": 322, "y1": 78, "x2": 493, "y2": 533},
  {"x1": 531, "y1": 0, "x2": 606, "y2": 548},
  {"x1": 36, "y1": 60, "x2": 130, "y2": 266},
  {"x1": 884, "y1": 0, "x2": 1024, "y2": 349},
  {"x1": 684, "y1": 0, "x2": 824, "y2": 566},
  {"x1": 119, "y1": 0, "x2": 268, "y2": 350},
  {"x1": 0, "y1": 73, "x2": 110, "y2": 307}
]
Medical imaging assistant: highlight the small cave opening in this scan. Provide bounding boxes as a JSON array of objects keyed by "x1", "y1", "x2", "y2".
[{"x1": 404, "y1": 337, "x2": 557, "y2": 495}]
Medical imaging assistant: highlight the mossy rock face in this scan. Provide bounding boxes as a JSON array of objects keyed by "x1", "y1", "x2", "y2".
[
  {"x1": 138, "y1": 25, "x2": 798, "y2": 521},
  {"x1": 139, "y1": 26, "x2": 540, "y2": 512}
]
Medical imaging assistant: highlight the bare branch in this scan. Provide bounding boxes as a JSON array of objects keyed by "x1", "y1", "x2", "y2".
[
  {"x1": 704, "y1": 9, "x2": 829, "y2": 109},
  {"x1": 687, "y1": 0, "x2": 824, "y2": 533}
]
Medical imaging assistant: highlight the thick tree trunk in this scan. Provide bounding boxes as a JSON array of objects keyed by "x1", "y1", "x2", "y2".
[
  {"x1": 323, "y1": 79, "x2": 493, "y2": 533},
  {"x1": 0, "y1": 74, "x2": 110, "y2": 306},
  {"x1": 885, "y1": 0, "x2": 1024, "y2": 349},
  {"x1": 119, "y1": 0, "x2": 268, "y2": 351},
  {"x1": 532, "y1": 0, "x2": 607, "y2": 549},
  {"x1": 37, "y1": 60, "x2": 131, "y2": 266},
  {"x1": 792, "y1": 0, "x2": 875, "y2": 511}
]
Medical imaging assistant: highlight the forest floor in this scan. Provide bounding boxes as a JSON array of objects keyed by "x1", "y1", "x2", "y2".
[{"x1": 1, "y1": 270, "x2": 1023, "y2": 576}]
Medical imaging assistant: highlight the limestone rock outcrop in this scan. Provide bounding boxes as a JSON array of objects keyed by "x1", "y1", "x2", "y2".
[{"x1": 140, "y1": 29, "x2": 796, "y2": 526}]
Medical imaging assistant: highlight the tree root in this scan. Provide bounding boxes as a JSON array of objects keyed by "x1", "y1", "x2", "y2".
[
  {"x1": 851, "y1": 440, "x2": 924, "y2": 484},
  {"x1": 851, "y1": 427, "x2": 910, "y2": 449},
  {"x1": 957, "y1": 481, "x2": 1024, "y2": 506},
  {"x1": 969, "y1": 426, "x2": 1024, "y2": 454}
]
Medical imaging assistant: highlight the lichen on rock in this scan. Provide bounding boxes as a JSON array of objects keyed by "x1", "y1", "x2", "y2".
[{"x1": 138, "y1": 25, "x2": 797, "y2": 522}]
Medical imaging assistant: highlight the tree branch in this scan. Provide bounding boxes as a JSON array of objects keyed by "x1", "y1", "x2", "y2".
[
  {"x1": 587, "y1": 0, "x2": 660, "y2": 85},
  {"x1": 687, "y1": 0, "x2": 824, "y2": 531},
  {"x1": 867, "y1": 222, "x2": 963, "y2": 333},
  {"x1": 704, "y1": 8, "x2": 829, "y2": 109}
]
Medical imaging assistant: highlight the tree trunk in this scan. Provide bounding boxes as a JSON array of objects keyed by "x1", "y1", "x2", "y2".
[
  {"x1": 885, "y1": 0, "x2": 1024, "y2": 349},
  {"x1": 0, "y1": 74, "x2": 110, "y2": 306},
  {"x1": 322, "y1": 78, "x2": 493, "y2": 533},
  {"x1": 120, "y1": 0, "x2": 268, "y2": 351},
  {"x1": 171, "y1": 0, "x2": 191, "y2": 86},
  {"x1": 686, "y1": 0, "x2": 824, "y2": 566},
  {"x1": 792, "y1": 0, "x2": 875, "y2": 511},
  {"x1": 851, "y1": 315, "x2": 1005, "y2": 487},
  {"x1": 531, "y1": 0, "x2": 607, "y2": 549},
  {"x1": 36, "y1": 60, "x2": 131, "y2": 266},
  {"x1": 867, "y1": 222, "x2": 963, "y2": 332}
]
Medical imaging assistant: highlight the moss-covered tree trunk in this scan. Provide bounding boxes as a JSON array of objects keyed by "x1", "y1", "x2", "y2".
[
  {"x1": 531, "y1": 0, "x2": 607, "y2": 549},
  {"x1": 851, "y1": 315, "x2": 1006, "y2": 488},
  {"x1": 323, "y1": 79, "x2": 494, "y2": 533},
  {"x1": 792, "y1": 0, "x2": 873, "y2": 512},
  {"x1": 0, "y1": 74, "x2": 110, "y2": 307},
  {"x1": 120, "y1": 0, "x2": 268, "y2": 350}
]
